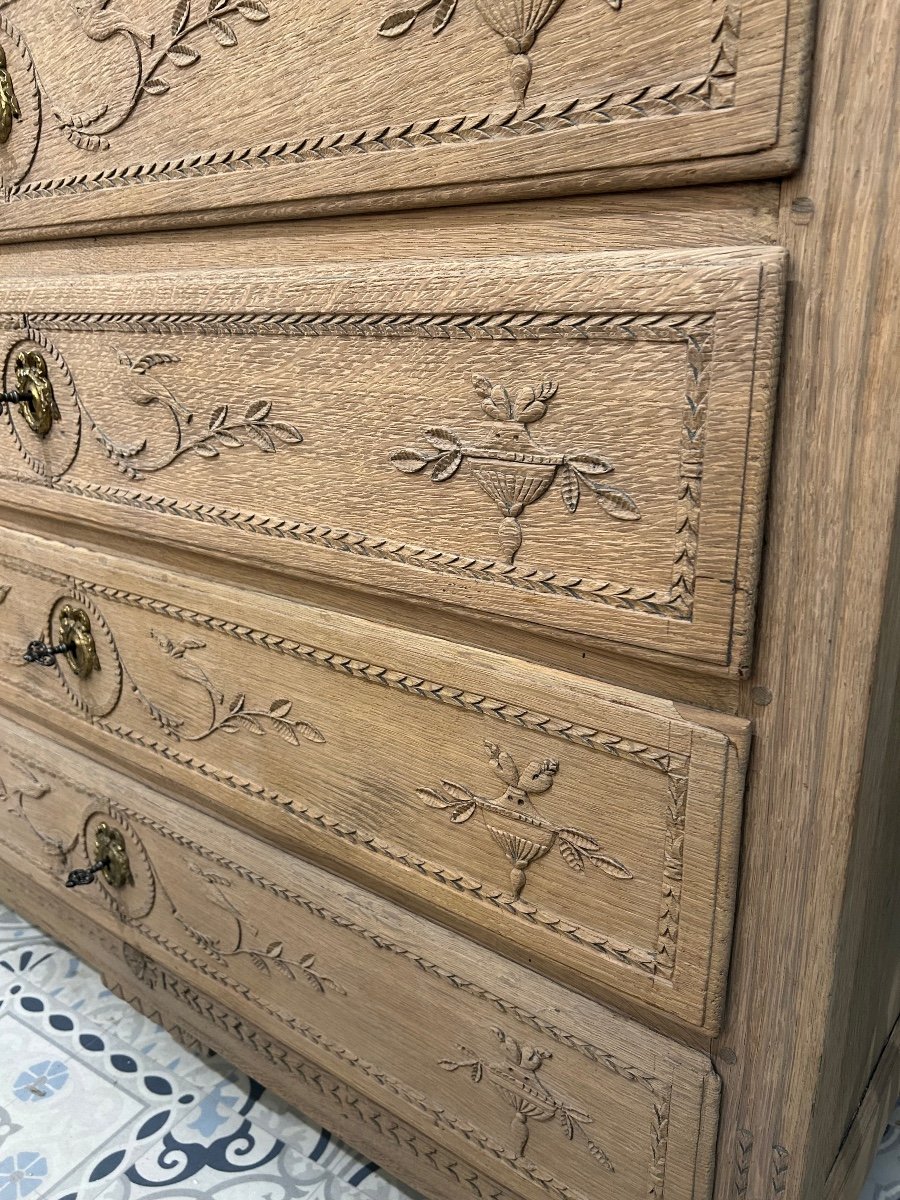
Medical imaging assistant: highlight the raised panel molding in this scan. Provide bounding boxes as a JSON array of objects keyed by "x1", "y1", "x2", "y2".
[
  {"x1": 0, "y1": 250, "x2": 785, "y2": 672},
  {"x1": 0, "y1": 724, "x2": 722, "y2": 1200},
  {"x1": 0, "y1": 0, "x2": 811, "y2": 238},
  {"x1": 0, "y1": 529, "x2": 748, "y2": 1030}
]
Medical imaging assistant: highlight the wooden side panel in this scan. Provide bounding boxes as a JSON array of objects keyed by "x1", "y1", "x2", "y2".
[
  {"x1": 0, "y1": 0, "x2": 812, "y2": 239},
  {"x1": 0, "y1": 248, "x2": 784, "y2": 673},
  {"x1": 0, "y1": 528, "x2": 749, "y2": 1030},
  {"x1": 709, "y1": 0, "x2": 900, "y2": 1192},
  {"x1": 0, "y1": 716, "x2": 721, "y2": 1200}
]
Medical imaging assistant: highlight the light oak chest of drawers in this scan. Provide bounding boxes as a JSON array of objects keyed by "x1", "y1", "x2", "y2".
[{"x1": 0, "y1": 3, "x2": 896, "y2": 1200}]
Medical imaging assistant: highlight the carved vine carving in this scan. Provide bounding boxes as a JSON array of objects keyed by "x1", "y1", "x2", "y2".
[
  {"x1": 418, "y1": 740, "x2": 633, "y2": 898},
  {"x1": 2, "y1": 558, "x2": 691, "y2": 979},
  {"x1": 0, "y1": 309, "x2": 712, "y2": 620},
  {"x1": 0, "y1": 331, "x2": 303, "y2": 483},
  {"x1": 441, "y1": 1026, "x2": 615, "y2": 1170},
  {"x1": 167, "y1": 861, "x2": 345, "y2": 995},
  {"x1": 0, "y1": 3, "x2": 742, "y2": 201},
  {"x1": 138, "y1": 630, "x2": 325, "y2": 747},
  {"x1": 391, "y1": 375, "x2": 640, "y2": 563},
  {"x1": 31, "y1": 1, "x2": 270, "y2": 156}
]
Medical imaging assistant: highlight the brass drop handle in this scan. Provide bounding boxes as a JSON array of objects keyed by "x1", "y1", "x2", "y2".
[
  {"x1": 23, "y1": 604, "x2": 101, "y2": 678},
  {"x1": 66, "y1": 823, "x2": 132, "y2": 890},
  {"x1": 0, "y1": 350, "x2": 58, "y2": 437}
]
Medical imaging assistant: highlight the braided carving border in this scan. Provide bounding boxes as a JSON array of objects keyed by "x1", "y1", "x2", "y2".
[
  {"x1": 6, "y1": 5, "x2": 741, "y2": 203},
  {"x1": 76, "y1": 577, "x2": 688, "y2": 773},
  {"x1": 4, "y1": 308, "x2": 715, "y2": 619},
  {"x1": 1, "y1": 556, "x2": 694, "y2": 978},
  {"x1": 108, "y1": 973, "x2": 521, "y2": 1200},
  {"x1": 111, "y1": 799, "x2": 666, "y2": 1092},
  {"x1": 111, "y1": 797, "x2": 678, "y2": 1199}
]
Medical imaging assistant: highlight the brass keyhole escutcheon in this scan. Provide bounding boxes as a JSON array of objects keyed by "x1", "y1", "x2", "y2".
[
  {"x1": 0, "y1": 46, "x2": 21, "y2": 147},
  {"x1": 94, "y1": 822, "x2": 133, "y2": 889},
  {"x1": 1, "y1": 351, "x2": 59, "y2": 437},
  {"x1": 57, "y1": 604, "x2": 101, "y2": 679},
  {"x1": 65, "y1": 822, "x2": 133, "y2": 890}
]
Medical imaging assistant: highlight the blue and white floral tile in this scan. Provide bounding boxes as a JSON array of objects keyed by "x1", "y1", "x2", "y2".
[
  {"x1": 98, "y1": 1079, "x2": 365, "y2": 1200},
  {"x1": 0, "y1": 902, "x2": 420, "y2": 1200},
  {"x1": 0, "y1": 978, "x2": 200, "y2": 1200},
  {"x1": 0, "y1": 917, "x2": 222, "y2": 1095},
  {"x1": 860, "y1": 1100, "x2": 900, "y2": 1200}
]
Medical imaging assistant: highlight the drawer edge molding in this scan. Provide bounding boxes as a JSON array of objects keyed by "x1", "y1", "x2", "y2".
[
  {"x1": 0, "y1": 1, "x2": 813, "y2": 239},
  {"x1": 0, "y1": 737, "x2": 724, "y2": 1200},
  {"x1": 0, "y1": 247, "x2": 786, "y2": 674},
  {"x1": 0, "y1": 533, "x2": 750, "y2": 1029}
]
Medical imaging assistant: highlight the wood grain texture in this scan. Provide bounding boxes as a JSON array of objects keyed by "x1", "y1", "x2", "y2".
[
  {"x1": 0, "y1": 0, "x2": 812, "y2": 241},
  {"x1": 0, "y1": 531, "x2": 749, "y2": 1031},
  {"x1": 0, "y1": 186, "x2": 783, "y2": 278},
  {"x1": 710, "y1": 0, "x2": 900, "y2": 1192},
  {"x1": 0, "y1": 246, "x2": 784, "y2": 674},
  {"x1": 824, "y1": 1016, "x2": 900, "y2": 1200},
  {"x1": 0, "y1": 717, "x2": 722, "y2": 1200}
]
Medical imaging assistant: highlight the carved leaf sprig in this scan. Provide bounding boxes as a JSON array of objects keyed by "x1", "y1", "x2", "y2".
[
  {"x1": 144, "y1": 0, "x2": 271, "y2": 98},
  {"x1": 557, "y1": 829, "x2": 633, "y2": 879},
  {"x1": 243, "y1": 942, "x2": 346, "y2": 994},
  {"x1": 191, "y1": 400, "x2": 303, "y2": 460},
  {"x1": 417, "y1": 782, "x2": 479, "y2": 823},
  {"x1": 440, "y1": 1048, "x2": 484, "y2": 1084},
  {"x1": 378, "y1": 0, "x2": 456, "y2": 38},
  {"x1": 554, "y1": 1104, "x2": 614, "y2": 1172},
  {"x1": 219, "y1": 694, "x2": 325, "y2": 745},
  {"x1": 390, "y1": 427, "x2": 464, "y2": 481}
]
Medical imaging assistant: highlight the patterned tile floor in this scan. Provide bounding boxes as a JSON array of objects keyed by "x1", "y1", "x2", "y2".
[
  {"x1": 0, "y1": 903, "x2": 421, "y2": 1200},
  {"x1": 0, "y1": 900, "x2": 896, "y2": 1200}
]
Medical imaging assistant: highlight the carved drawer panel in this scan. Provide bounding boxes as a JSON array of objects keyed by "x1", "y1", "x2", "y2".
[
  {"x1": 0, "y1": 248, "x2": 784, "y2": 672},
  {"x1": 0, "y1": 714, "x2": 721, "y2": 1200},
  {"x1": 0, "y1": 0, "x2": 811, "y2": 241},
  {"x1": 0, "y1": 527, "x2": 748, "y2": 1031}
]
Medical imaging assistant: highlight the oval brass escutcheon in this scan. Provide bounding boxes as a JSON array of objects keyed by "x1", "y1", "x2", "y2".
[
  {"x1": 57, "y1": 604, "x2": 101, "y2": 679},
  {"x1": 0, "y1": 45, "x2": 20, "y2": 147},
  {"x1": 3, "y1": 350, "x2": 59, "y2": 436},
  {"x1": 65, "y1": 822, "x2": 133, "y2": 890},
  {"x1": 94, "y1": 822, "x2": 133, "y2": 889}
]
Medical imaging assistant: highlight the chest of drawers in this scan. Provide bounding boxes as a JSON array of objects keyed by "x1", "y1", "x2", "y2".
[{"x1": 0, "y1": 3, "x2": 896, "y2": 1200}]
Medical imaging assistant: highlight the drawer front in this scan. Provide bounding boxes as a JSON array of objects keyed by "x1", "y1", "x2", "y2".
[
  {"x1": 0, "y1": 248, "x2": 784, "y2": 672},
  {"x1": 0, "y1": 528, "x2": 747, "y2": 1030},
  {"x1": 0, "y1": 0, "x2": 810, "y2": 240},
  {"x1": 0, "y1": 715, "x2": 721, "y2": 1200}
]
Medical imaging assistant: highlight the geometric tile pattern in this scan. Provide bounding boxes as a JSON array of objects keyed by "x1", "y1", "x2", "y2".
[{"x1": 0, "y1": 903, "x2": 421, "y2": 1200}]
